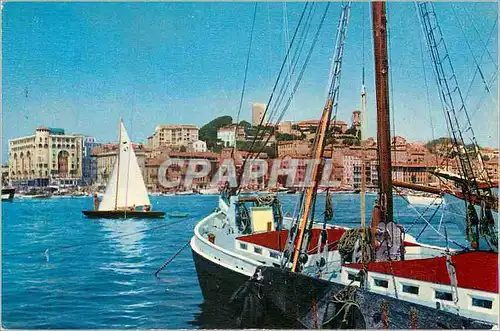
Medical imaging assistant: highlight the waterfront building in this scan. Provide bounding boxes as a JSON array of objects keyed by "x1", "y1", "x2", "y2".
[
  {"x1": 217, "y1": 124, "x2": 245, "y2": 148},
  {"x1": 145, "y1": 151, "x2": 219, "y2": 192},
  {"x1": 82, "y1": 136, "x2": 101, "y2": 186},
  {"x1": 353, "y1": 160, "x2": 378, "y2": 189},
  {"x1": 484, "y1": 157, "x2": 499, "y2": 182},
  {"x1": 252, "y1": 103, "x2": 266, "y2": 126},
  {"x1": 149, "y1": 124, "x2": 199, "y2": 149},
  {"x1": 392, "y1": 163, "x2": 439, "y2": 186},
  {"x1": 93, "y1": 143, "x2": 148, "y2": 187},
  {"x1": 277, "y1": 140, "x2": 310, "y2": 158},
  {"x1": 343, "y1": 155, "x2": 359, "y2": 187},
  {"x1": 8, "y1": 126, "x2": 83, "y2": 187}
]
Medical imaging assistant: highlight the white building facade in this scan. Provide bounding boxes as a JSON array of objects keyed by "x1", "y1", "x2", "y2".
[{"x1": 8, "y1": 127, "x2": 83, "y2": 187}]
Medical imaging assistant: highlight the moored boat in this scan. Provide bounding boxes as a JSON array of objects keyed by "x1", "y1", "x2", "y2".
[
  {"x1": 405, "y1": 194, "x2": 443, "y2": 206},
  {"x1": 1, "y1": 188, "x2": 16, "y2": 201},
  {"x1": 190, "y1": 2, "x2": 498, "y2": 329}
]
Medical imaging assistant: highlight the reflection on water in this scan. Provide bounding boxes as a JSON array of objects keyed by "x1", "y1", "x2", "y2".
[
  {"x1": 100, "y1": 219, "x2": 148, "y2": 258},
  {"x1": 98, "y1": 219, "x2": 149, "y2": 275}
]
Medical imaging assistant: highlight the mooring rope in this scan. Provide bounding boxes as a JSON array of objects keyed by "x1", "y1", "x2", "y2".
[{"x1": 154, "y1": 240, "x2": 191, "y2": 279}]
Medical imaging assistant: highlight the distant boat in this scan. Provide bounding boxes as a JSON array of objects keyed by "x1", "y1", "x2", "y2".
[
  {"x1": 199, "y1": 187, "x2": 220, "y2": 195},
  {"x1": 82, "y1": 120, "x2": 165, "y2": 219},
  {"x1": 406, "y1": 194, "x2": 443, "y2": 206},
  {"x1": 167, "y1": 212, "x2": 189, "y2": 218},
  {"x1": 1, "y1": 188, "x2": 16, "y2": 201},
  {"x1": 21, "y1": 188, "x2": 52, "y2": 199},
  {"x1": 175, "y1": 190, "x2": 198, "y2": 196}
]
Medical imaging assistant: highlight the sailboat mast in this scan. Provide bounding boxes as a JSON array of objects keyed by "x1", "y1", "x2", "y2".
[
  {"x1": 372, "y1": 2, "x2": 393, "y2": 223},
  {"x1": 114, "y1": 120, "x2": 122, "y2": 211}
]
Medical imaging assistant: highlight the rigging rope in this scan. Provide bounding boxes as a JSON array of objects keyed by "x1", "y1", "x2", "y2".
[
  {"x1": 237, "y1": 2, "x2": 311, "y2": 162},
  {"x1": 238, "y1": 3, "x2": 332, "y2": 193},
  {"x1": 461, "y1": 3, "x2": 498, "y2": 72},
  {"x1": 450, "y1": 5, "x2": 491, "y2": 95},
  {"x1": 394, "y1": 186, "x2": 467, "y2": 249},
  {"x1": 462, "y1": 16, "x2": 498, "y2": 106},
  {"x1": 232, "y1": 3, "x2": 258, "y2": 159}
]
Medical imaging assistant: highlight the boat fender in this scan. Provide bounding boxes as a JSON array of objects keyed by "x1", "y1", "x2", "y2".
[{"x1": 207, "y1": 233, "x2": 215, "y2": 244}]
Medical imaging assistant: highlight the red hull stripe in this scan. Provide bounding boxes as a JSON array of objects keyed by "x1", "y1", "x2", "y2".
[{"x1": 347, "y1": 251, "x2": 498, "y2": 293}]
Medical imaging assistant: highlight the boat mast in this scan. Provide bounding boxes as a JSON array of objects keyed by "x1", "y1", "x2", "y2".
[
  {"x1": 372, "y1": 2, "x2": 393, "y2": 224},
  {"x1": 114, "y1": 119, "x2": 122, "y2": 211},
  {"x1": 291, "y1": 100, "x2": 333, "y2": 272},
  {"x1": 290, "y1": 3, "x2": 351, "y2": 272}
]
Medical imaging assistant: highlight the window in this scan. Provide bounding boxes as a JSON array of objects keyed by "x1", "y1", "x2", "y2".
[
  {"x1": 402, "y1": 284, "x2": 419, "y2": 295},
  {"x1": 269, "y1": 251, "x2": 280, "y2": 259},
  {"x1": 239, "y1": 243, "x2": 247, "y2": 250},
  {"x1": 374, "y1": 278, "x2": 389, "y2": 288},
  {"x1": 472, "y1": 298, "x2": 492, "y2": 309},
  {"x1": 435, "y1": 290, "x2": 453, "y2": 301},
  {"x1": 254, "y1": 247, "x2": 262, "y2": 255}
]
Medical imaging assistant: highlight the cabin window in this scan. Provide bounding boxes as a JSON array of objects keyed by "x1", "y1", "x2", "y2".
[
  {"x1": 347, "y1": 272, "x2": 361, "y2": 281},
  {"x1": 435, "y1": 290, "x2": 453, "y2": 301},
  {"x1": 254, "y1": 247, "x2": 262, "y2": 255},
  {"x1": 402, "y1": 284, "x2": 419, "y2": 295},
  {"x1": 373, "y1": 278, "x2": 389, "y2": 288},
  {"x1": 472, "y1": 297, "x2": 492, "y2": 309},
  {"x1": 269, "y1": 251, "x2": 280, "y2": 259},
  {"x1": 239, "y1": 243, "x2": 247, "y2": 250}
]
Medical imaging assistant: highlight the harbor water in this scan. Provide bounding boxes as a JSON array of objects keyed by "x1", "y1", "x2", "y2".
[{"x1": 2, "y1": 194, "x2": 465, "y2": 329}]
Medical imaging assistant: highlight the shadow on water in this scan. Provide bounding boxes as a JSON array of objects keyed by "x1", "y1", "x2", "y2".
[
  {"x1": 188, "y1": 301, "x2": 239, "y2": 329},
  {"x1": 188, "y1": 300, "x2": 300, "y2": 329}
]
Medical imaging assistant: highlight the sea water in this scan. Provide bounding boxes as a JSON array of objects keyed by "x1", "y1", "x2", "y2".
[{"x1": 2, "y1": 194, "x2": 465, "y2": 329}]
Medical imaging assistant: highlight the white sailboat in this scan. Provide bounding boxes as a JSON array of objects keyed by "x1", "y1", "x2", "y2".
[{"x1": 83, "y1": 120, "x2": 165, "y2": 219}]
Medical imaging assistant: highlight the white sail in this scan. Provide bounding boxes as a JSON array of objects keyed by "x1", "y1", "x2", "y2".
[{"x1": 99, "y1": 121, "x2": 150, "y2": 211}]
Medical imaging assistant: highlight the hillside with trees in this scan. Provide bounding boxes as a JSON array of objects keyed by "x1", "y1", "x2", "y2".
[{"x1": 199, "y1": 116, "x2": 233, "y2": 150}]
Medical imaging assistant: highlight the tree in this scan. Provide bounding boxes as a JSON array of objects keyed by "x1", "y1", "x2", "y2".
[
  {"x1": 239, "y1": 120, "x2": 252, "y2": 128},
  {"x1": 179, "y1": 145, "x2": 187, "y2": 152},
  {"x1": 276, "y1": 132, "x2": 303, "y2": 141},
  {"x1": 199, "y1": 116, "x2": 233, "y2": 149},
  {"x1": 425, "y1": 137, "x2": 454, "y2": 151}
]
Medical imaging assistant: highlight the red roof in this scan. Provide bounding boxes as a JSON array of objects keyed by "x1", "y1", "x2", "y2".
[
  {"x1": 237, "y1": 228, "x2": 421, "y2": 254},
  {"x1": 347, "y1": 251, "x2": 498, "y2": 293}
]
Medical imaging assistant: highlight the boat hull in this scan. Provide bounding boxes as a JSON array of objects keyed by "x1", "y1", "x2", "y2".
[
  {"x1": 82, "y1": 210, "x2": 165, "y2": 219},
  {"x1": 230, "y1": 266, "x2": 495, "y2": 329},
  {"x1": 1, "y1": 188, "x2": 15, "y2": 201},
  {"x1": 191, "y1": 248, "x2": 249, "y2": 303}
]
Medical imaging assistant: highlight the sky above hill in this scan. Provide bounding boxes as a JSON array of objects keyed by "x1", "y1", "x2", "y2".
[{"x1": 2, "y1": 2, "x2": 498, "y2": 161}]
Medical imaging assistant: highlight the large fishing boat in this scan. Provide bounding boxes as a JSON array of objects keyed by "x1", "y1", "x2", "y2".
[
  {"x1": 191, "y1": 2, "x2": 497, "y2": 329},
  {"x1": 82, "y1": 120, "x2": 165, "y2": 219}
]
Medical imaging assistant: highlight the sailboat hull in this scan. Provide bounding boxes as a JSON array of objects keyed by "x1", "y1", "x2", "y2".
[{"x1": 82, "y1": 210, "x2": 165, "y2": 219}]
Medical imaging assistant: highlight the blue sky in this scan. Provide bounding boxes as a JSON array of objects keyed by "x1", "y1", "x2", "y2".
[{"x1": 2, "y1": 2, "x2": 498, "y2": 161}]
